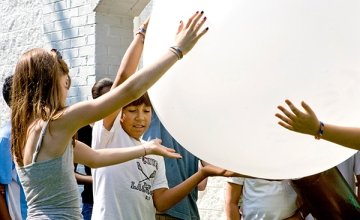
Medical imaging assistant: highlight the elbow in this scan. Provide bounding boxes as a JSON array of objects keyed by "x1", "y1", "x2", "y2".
[
  {"x1": 154, "y1": 200, "x2": 170, "y2": 212},
  {"x1": 155, "y1": 204, "x2": 169, "y2": 213},
  {"x1": 85, "y1": 152, "x2": 101, "y2": 169}
]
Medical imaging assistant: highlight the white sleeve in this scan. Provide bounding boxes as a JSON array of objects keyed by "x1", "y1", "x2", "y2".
[
  {"x1": 227, "y1": 177, "x2": 245, "y2": 185},
  {"x1": 151, "y1": 156, "x2": 169, "y2": 191},
  {"x1": 91, "y1": 120, "x2": 111, "y2": 149}
]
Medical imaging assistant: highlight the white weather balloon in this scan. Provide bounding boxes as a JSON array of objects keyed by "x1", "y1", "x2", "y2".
[{"x1": 143, "y1": 0, "x2": 360, "y2": 179}]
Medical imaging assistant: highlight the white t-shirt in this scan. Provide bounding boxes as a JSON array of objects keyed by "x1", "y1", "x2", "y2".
[
  {"x1": 91, "y1": 113, "x2": 168, "y2": 220},
  {"x1": 337, "y1": 151, "x2": 360, "y2": 192},
  {"x1": 228, "y1": 177, "x2": 298, "y2": 220}
]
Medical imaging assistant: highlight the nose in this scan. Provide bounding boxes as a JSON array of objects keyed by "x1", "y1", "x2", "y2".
[{"x1": 135, "y1": 111, "x2": 145, "y2": 120}]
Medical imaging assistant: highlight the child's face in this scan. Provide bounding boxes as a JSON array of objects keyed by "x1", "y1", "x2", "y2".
[{"x1": 120, "y1": 104, "x2": 152, "y2": 140}]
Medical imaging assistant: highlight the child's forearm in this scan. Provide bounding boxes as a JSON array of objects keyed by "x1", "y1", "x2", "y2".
[
  {"x1": 153, "y1": 170, "x2": 208, "y2": 212},
  {"x1": 319, "y1": 124, "x2": 360, "y2": 150}
]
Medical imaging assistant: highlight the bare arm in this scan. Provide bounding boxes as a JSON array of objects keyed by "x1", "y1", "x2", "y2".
[
  {"x1": 74, "y1": 172, "x2": 92, "y2": 185},
  {"x1": 0, "y1": 184, "x2": 11, "y2": 220},
  {"x1": 225, "y1": 182, "x2": 242, "y2": 220},
  {"x1": 60, "y1": 12, "x2": 209, "y2": 139},
  {"x1": 73, "y1": 140, "x2": 181, "y2": 168},
  {"x1": 103, "y1": 18, "x2": 150, "y2": 130},
  {"x1": 197, "y1": 160, "x2": 208, "y2": 191},
  {"x1": 276, "y1": 99, "x2": 360, "y2": 150},
  {"x1": 152, "y1": 163, "x2": 237, "y2": 212}
]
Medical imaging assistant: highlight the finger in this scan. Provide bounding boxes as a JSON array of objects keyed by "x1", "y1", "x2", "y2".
[
  {"x1": 277, "y1": 105, "x2": 296, "y2": 121},
  {"x1": 167, "y1": 152, "x2": 182, "y2": 159},
  {"x1": 153, "y1": 138, "x2": 162, "y2": 144},
  {"x1": 177, "y1": 20, "x2": 184, "y2": 34},
  {"x1": 301, "y1": 101, "x2": 316, "y2": 116},
  {"x1": 165, "y1": 147, "x2": 176, "y2": 153},
  {"x1": 185, "y1": 11, "x2": 199, "y2": 29},
  {"x1": 190, "y1": 11, "x2": 204, "y2": 30},
  {"x1": 285, "y1": 99, "x2": 302, "y2": 116},
  {"x1": 275, "y1": 113, "x2": 293, "y2": 126},
  {"x1": 194, "y1": 27, "x2": 209, "y2": 42},
  {"x1": 278, "y1": 121, "x2": 295, "y2": 131},
  {"x1": 194, "y1": 16, "x2": 207, "y2": 32}
]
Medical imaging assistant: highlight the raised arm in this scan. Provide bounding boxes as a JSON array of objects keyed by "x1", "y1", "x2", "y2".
[
  {"x1": 103, "y1": 17, "x2": 150, "y2": 130},
  {"x1": 61, "y1": 11, "x2": 209, "y2": 137},
  {"x1": 276, "y1": 99, "x2": 360, "y2": 150}
]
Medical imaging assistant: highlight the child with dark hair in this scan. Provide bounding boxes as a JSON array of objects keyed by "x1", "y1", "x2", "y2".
[{"x1": 0, "y1": 75, "x2": 27, "y2": 220}]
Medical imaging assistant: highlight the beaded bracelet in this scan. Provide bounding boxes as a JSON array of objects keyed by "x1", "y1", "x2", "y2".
[
  {"x1": 314, "y1": 121, "x2": 324, "y2": 140},
  {"x1": 169, "y1": 46, "x2": 183, "y2": 60},
  {"x1": 136, "y1": 26, "x2": 146, "y2": 43}
]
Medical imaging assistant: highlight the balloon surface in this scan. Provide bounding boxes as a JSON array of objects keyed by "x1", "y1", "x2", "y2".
[{"x1": 143, "y1": 0, "x2": 360, "y2": 179}]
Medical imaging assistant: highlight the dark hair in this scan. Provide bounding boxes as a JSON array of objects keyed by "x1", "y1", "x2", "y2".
[
  {"x1": 91, "y1": 78, "x2": 113, "y2": 99},
  {"x1": 124, "y1": 92, "x2": 152, "y2": 108},
  {"x1": 2, "y1": 75, "x2": 13, "y2": 106}
]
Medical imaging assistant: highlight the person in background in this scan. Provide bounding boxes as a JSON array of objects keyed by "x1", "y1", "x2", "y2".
[
  {"x1": 144, "y1": 112, "x2": 206, "y2": 220},
  {"x1": 225, "y1": 177, "x2": 303, "y2": 220},
  {"x1": 0, "y1": 75, "x2": 27, "y2": 220}
]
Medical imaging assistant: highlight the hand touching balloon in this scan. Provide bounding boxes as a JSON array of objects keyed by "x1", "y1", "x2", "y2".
[
  {"x1": 275, "y1": 99, "x2": 321, "y2": 137},
  {"x1": 174, "y1": 11, "x2": 208, "y2": 56},
  {"x1": 276, "y1": 99, "x2": 360, "y2": 151}
]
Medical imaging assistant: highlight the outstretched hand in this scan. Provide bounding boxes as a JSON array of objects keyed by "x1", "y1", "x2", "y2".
[
  {"x1": 144, "y1": 139, "x2": 182, "y2": 159},
  {"x1": 276, "y1": 99, "x2": 320, "y2": 136},
  {"x1": 175, "y1": 11, "x2": 208, "y2": 55},
  {"x1": 200, "y1": 161, "x2": 242, "y2": 177}
]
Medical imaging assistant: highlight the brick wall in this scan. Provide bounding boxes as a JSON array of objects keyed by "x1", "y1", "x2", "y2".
[
  {"x1": 42, "y1": 0, "x2": 96, "y2": 105},
  {"x1": 0, "y1": 0, "x2": 44, "y2": 127}
]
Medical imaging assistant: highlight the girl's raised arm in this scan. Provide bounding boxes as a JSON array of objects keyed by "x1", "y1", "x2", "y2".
[{"x1": 62, "y1": 11, "x2": 209, "y2": 136}]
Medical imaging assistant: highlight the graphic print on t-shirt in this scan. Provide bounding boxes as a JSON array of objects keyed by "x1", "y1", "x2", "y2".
[{"x1": 130, "y1": 157, "x2": 158, "y2": 201}]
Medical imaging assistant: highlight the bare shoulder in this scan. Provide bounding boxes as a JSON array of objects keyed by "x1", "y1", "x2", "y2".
[{"x1": 22, "y1": 120, "x2": 46, "y2": 165}]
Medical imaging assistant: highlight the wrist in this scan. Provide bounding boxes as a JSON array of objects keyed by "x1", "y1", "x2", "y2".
[
  {"x1": 314, "y1": 121, "x2": 324, "y2": 140},
  {"x1": 198, "y1": 167, "x2": 210, "y2": 179},
  {"x1": 136, "y1": 26, "x2": 146, "y2": 43},
  {"x1": 169, "y1": 46, "x2": 183, "y2": 60},
  {"x1": 143, "y1": 145, "x2": 148, "y2": 156}
]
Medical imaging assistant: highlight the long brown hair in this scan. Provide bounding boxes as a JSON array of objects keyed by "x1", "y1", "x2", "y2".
[{"x1": 11, "y1": 48, "x2": 69, "y2": 166}]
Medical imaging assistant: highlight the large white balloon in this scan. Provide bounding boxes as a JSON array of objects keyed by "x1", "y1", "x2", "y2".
[{"x1": 143, "y1": 0, "x2": 360, "y2": 179}]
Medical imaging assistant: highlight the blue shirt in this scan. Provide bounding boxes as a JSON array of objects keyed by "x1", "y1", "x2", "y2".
[
  {"x1": 143, "y1": 112, "x2": 200, "y2": 220},
  {"x1": 0, "y1": 121, "x2": 27, "y2": 220}
]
